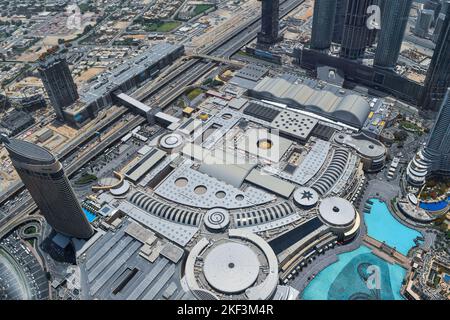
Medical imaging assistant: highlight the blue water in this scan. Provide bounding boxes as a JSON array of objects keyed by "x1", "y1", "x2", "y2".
[
  {"x1": 302, "y1": 246, "x2": 406, "y2": 300},
  {"x1": 444, "y1": 274, "x2": 450, "y2": 284},
  {"x1": 83, "y1": 208, "x2": 97, "y2": 222},
  {"x1": 365, "y1": 199, "x2": 422, "y2": 256},
  {"x1": 419, "y1": 196, "x2": 450, "y2": 211}
]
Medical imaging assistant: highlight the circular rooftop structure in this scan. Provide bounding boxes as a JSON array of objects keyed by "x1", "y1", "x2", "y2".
[
  {"x1": 185, "y1": 230, "x2": 279, "y2": 300},
  {"x1": 293, "y1": 187, "x2": 319, "y2": 209},
  {"x1": 203, "y1": 242, "x2": 260, "y2": 294},
  {"x1": 2, "y1": 136, "x2": 55, "y2": 165},
  {"x1": 204, "y1": 208, "x2": 230, "y2": 232},
  {"x1": 318, "y1": 197, "x2": 356, "y2": 229},
  {"x1": 110, "y1": 180, "x2": 131, "y2": 196},
  {"x1": 334, "y1": 133, "x2": 386, "y2": 159},
  {"x1": 408, "y1": 193, "x2": 418, "y2": 205},
  {"x1": 159, "y1": 133, "x2": 184, "y2": 150}
]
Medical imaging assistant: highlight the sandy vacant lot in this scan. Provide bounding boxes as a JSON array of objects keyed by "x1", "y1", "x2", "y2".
[{"x1": 75, "y1": 67, "x2": 106, "y2": 84}]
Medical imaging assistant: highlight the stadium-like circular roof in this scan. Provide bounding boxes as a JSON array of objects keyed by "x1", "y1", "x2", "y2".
[
  {"x1": 319, "y1": 197, "x2": 356, "y2": 228},
  {"x1": 160, "y1": 133, "x2": 184, "y2": 150},
  {"x1": 293, "y1": 187, "x2": 319, "y2": 208},
  {"x1": 110, "y1": 180, "x2": 131, "y2": 196},
  {"x1": 2, "y1": 136, "x2": 55, "y2": 165},
  {"x1": 204, "y1": 208, "x2": 230, "y2": 231},
  {"x1": 203, "y1": 242, "x2": 260, "y2": 294}
]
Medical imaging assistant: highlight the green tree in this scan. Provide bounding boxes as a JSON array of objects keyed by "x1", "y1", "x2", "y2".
[{"x1": 394, "y1": 130, "x2": 408, "y2": 142}]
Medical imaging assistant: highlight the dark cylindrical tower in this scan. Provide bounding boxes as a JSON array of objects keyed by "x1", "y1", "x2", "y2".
[
  {"x1": 374, "y1": 0, "x2": 412, "y2": 69},
  {"x1": 1, "y1": 135, "x2": 93, "y2": 239},
  {"x1": 257, "y1": 0, "x2": 280, "y2": 45},
  {"x1": 332, "y1": 0, "x2": 348, "y2": 44},
  {"x1": 340, "y1": 0, "x2": 372, "y2": 59},
  {"x1": 311, "y1": 0, "x2": 338, "y2": 50}
]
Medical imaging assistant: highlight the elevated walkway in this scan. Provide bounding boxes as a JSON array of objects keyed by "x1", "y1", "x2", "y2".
[
  {"x1": 114, "y1": 92, "x2": 180, "y2": 127},
  {"x1": 187, "y1": 54, "x2": 246, "y2": 67},
  {"x1": 363, "y1": 236, "x2": 411, "y2": 269}
]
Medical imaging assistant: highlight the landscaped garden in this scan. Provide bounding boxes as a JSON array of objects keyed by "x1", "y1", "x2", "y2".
[{"x1": 136, "y1": 18, "x2": 181, "y2": 32}]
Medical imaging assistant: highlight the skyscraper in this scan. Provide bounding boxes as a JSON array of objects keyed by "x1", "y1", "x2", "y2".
[
  {"x1": 422, "y1": 89, "x2": 450, "y2": 174},
  {"x1": 332, "y1": 0, "x2": 348, "y2": 44},
  {"x1": 38, "y1": 50, "x2": 79, "y2": 121},
  {"x1": 433, "y1": 13, "x2": 446, "y2": 43},
  {"x1": 407, "y1": 89, "x2": 450, "y2": 186},
  {"x1": 374, "y1": 0, "x2": 412, "y2": 69},
  {"x1": 257, "y1": 0, "x2": 280, "y2": 45},
  {"x1": 0, "y1": 134, "x2": 93, "y2": 239},
  {"x1": 422, "y1": 6, "x2": 450, "y2": 110},
  {"x1": 366, "y1": 27, "x2": 378, "y2": 47},
  {"x1": 340, "y1": 0, "x2": 373, "y2": 60},
  {"x1": 442, "y1": 0, "x2": 450, "y2": 15},
  {"x1": 414, "y1": 9, "x2": 434, "y2": 38},
  {"x1": 311, "y1": 0, "x2": 337, "y2": 50},
  {"x1": 424, "y1": 0, "x2": 442, "y2": 22}
]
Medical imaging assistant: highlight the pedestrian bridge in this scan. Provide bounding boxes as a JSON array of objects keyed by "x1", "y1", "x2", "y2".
[
  {"x1": 185, "y1": 54, "x2": 246, "y2": 67},
  {"x1": 363, "y1": 236, "x2": 411, "y2": 269}
]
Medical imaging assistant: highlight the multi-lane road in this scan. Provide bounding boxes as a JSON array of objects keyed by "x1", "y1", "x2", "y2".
[
  {"x1": 0, "y1": 0, "x2": 305, "y2": 233},
  {"x1": 0, "y1": 106, "x2": 130, "y2": 205},
  {"x1": 0, "y1": 114, "x2": 145, "y2": 235},
  {"x1": 134, "y1": 0, "x2": 305, "y2": 106}
]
